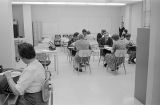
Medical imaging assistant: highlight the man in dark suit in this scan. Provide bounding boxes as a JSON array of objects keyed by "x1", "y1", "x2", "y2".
[
  {"x1": 97, "y1": 29, "x2": 106, "y2": 45},
  {"x1": 99, "y1": 32, "x2": 113, "y2": 57}
]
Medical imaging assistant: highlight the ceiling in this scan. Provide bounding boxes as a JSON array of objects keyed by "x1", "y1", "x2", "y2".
[{"x1": 12, "y1": 0, "x2": 142, "y2": 4}]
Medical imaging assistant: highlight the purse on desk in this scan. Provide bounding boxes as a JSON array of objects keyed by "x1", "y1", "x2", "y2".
[{"x1": 49, "y1": 41, "x2": 56, "y2": 51}]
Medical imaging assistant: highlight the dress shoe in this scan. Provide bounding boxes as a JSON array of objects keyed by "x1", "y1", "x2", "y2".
[
  {"x1": 79, "y1": 69, "x2": 82, "y2": 72},
  {"x1": 103, "y1": 63, "x2": 107, "y2": 67}
]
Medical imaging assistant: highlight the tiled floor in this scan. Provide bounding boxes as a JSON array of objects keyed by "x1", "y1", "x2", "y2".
[
  {"x1": 15, "y1": 47, "x2": 143, "y2": 105},
  {"x1": 47, "y1": 47, "x2": 143, "y2": 105}
]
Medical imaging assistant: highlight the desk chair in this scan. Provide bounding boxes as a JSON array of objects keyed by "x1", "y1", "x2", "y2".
[
  {"x1": 98, "y1": 47, "x2": 108, "y2": 65},
  {"x1": 76, "y1": 50, "x2": 92, "y2": 73},
  {"x1": 36, "y1": 53, "x2": 51, "y2": 70},
  {"x1": 114, "y1": 50, "x2": 127, "y2": 74},
  {"x1": 90, "y1": 44, "x2": 100, "y2": 62},
  {"x1": 66, "y1": 47, "x2": 74, "y2": 63}
]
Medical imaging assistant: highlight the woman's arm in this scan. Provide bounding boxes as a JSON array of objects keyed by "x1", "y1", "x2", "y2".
[
  {"x1": 4, "y1": 71, "x2": 20, "y2": 95},
  {"x1": 3, "y1": 68, "x2": 23, "y2": 72}
]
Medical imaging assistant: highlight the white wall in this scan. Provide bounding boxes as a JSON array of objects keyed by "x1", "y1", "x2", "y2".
[
  {"x1": 12, "y1": 5, "x2": 24, "y2": 37},
  {"x1": 0, "y1": 0, "x2": 16, "y2": 68},
  {"x1": 31, "y1": 5, "x2": 122, "y2": 37},
  {"x1": 131, "y1": 3, "x2": 143, "y2": 42},
  {"x1": 146, "y1": 0, "x2": 160, "y2": 105},
  {"x1": 122, "y1": 2, "x2": 143, "y2": 43},
  {"x1": 121, "y1": 5, "x2": 132, "y2": 32},
  {"x1": 23, "y1": 5, "x2": 33, "y2": 44}
]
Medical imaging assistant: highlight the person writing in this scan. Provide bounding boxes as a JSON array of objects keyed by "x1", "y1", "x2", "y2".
[{"x1": 4, "y1": 42, "x2": 47, "y2": 105}]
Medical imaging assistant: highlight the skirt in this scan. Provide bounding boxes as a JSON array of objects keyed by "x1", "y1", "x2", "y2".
[
  {"x1": 104, "y1": 54, "x2": 124, "y2": 70},
  {"x1": 16, "y1": 91, "x2": 48, "y2": 105}
]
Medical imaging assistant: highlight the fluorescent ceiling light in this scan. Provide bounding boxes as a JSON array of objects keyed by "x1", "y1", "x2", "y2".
[{"x1": 12, "y1": 2, "x2": 126, "y2": 6}]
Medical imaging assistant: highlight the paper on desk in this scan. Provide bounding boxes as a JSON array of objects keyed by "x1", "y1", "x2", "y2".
[
  {"x1": 0, "y1": 71, "x2": 21, "y2": 77},
  {"x1": 0, "y1": 72, "x2": 4, "y2": 76},
  {"x1": 104, "y1": 46, "x2": 112, "y2": 50}
]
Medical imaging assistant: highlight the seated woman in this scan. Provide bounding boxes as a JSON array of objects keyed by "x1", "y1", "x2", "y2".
[
  {"x1": 4, "y1": 42, "x2": 47, "y2": 105},
  {"x1": 104, "y1": 34, "x2": 126, "y2": 71},
  {"x1": 125, "y1": 33, "x2": 136, "y2": 64},
  {"x1": 74, "y1": 34, "x2": 91, "y2": 72}
]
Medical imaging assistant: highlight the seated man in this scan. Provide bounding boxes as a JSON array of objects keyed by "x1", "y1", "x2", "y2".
[
  {"x1": 74, "y1": 34, "x2": 91, "y2": 72},
  {"x1": 125, "y1": 33, "x2": 136, "y2": 64},
  {"x1": 99, "y1": 31, "x2": 113, "y2": 57}
]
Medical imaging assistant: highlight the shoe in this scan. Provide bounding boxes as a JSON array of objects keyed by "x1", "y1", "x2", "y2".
[
  {"x1": 131, "y1": 60, "x2": 136, "y2": 64},
  {"x1": 111, "y1": 69, "x2": 115, "y2": 71},
  {"x1": 103, "y1": 63, "x2": 107, "y2": 67},
  {"x1": 79, "y1": 69, "x2": 82, "y2": 72},
  {"x1": 74, "y1": 67, "x2": 78, "y2": 71},
  {"x1": 116, "y1": 66, "x2": 119, "y2": 70}
]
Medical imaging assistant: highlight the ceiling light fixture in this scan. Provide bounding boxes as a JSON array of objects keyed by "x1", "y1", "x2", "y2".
[{"x1": 12, "y1": 2, "x2": 126, "y2": 6}]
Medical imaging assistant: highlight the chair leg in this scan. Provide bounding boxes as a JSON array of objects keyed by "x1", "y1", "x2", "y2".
[
  {"x1": 98, "y1": 56, "x2": 102, "y2": 65},
  {"x1": 123, "y1": 62, "x2": 126, "y2": 75},
  {"x1": 89, "y1": 65, "x2": 91, "y2": 74}
]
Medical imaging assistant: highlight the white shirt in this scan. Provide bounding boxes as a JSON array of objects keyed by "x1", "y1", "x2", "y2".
[{"x1": 15, "y1": 59, "x2": 45, "y2": 95}]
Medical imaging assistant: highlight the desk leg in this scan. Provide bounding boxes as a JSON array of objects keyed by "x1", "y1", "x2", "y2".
[{"x1": 54, "y1": 54, "x2": 58, "y2": 75}]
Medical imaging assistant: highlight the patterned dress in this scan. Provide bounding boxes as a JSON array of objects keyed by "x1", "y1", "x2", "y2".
[{"x1": 104, "y1": 40, "x2": 126, "y2": 70}]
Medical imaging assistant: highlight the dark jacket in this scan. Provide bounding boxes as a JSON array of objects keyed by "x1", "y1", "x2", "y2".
[
  {"x1": 99, "y1": 37, "x2": 113, "y2": 47},
  {"x1": 119, "y1": 27, "x2": 125, "y2": 37},
  {"x1": 97, "y1": 33, "x2": 102, "y2": 44}
]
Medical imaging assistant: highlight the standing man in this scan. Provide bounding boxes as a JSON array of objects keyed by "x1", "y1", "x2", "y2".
[{"x1": 119, "y1": 21, "x2": 125, "y2": 37}]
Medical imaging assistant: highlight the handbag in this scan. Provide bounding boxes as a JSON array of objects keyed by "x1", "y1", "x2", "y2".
[
  {"x1": 49, "y1": 41, "x2": 56, "y2": 51},
  {"x1": 41, "y1": 70, "x2": 52, "y2": 102}
]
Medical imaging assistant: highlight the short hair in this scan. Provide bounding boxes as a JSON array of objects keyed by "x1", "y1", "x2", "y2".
[
  {"x1": 123, "y1": 29, "x2": 128, "y2": 34},
  {"x1": 18, "y1": 42, "x2": 36, "y2": 59},
  {"x1": 87, "y1": 30, "x2": 90, "y2": 34},
  {"x1": 101, "y1": 29, "x2": 106, "y2": 35},
  {"x1": 82, "y1": 29, "x2": 87, "y2": 33},
  {"x1": 112, "y1": 34, "x2": 120, "y2": 41},
  {"x1": 73, "y1": 32, "x2": 79, "y2": 37},
  {"x1": 78, "y1": 34, "x2": 84, "y2": 39}
]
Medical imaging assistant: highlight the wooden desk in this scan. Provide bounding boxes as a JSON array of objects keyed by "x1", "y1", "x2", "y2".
[{"x1": 0, "y1": 94, "x2": 18, "y2": 105}]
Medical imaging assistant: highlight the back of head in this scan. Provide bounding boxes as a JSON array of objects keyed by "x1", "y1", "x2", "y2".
[
  {"x1": 73, "y1": 32, "x2": 79, "y2": 38},
  {"x1": 123, "y1": 29, "x2": 128, "y2": 34},
  {"x1": 78, "y1": 34, "x2": 84, "y2": 40},
  {"x1": 112, "y1": 34, "x2": 120, "y2": 41},
  {"x1": 18, "y1": 42, "x2": 36, "y2": 59},
  {"x1": 125, "y1": 33, "x2": 131, "y2": 40},
  {"x1": 87, "y1": 30, "x2": 90, "y2": 35},
  {"x1": 101, "y1": 29, "x2": 106, "y2": 35},
  {"x1": 82, "y1": 29, "x2": 87, "y2": 33}
]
